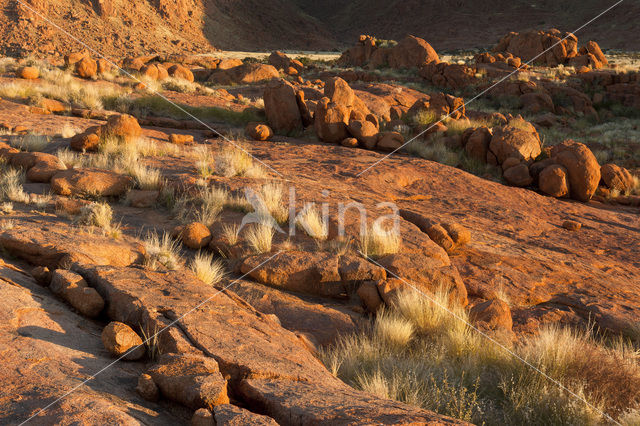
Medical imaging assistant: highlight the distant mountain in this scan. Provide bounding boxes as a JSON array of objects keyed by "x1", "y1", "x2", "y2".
[{"x1": 294, "y1": 0, "x2": 640, "y2": 51}]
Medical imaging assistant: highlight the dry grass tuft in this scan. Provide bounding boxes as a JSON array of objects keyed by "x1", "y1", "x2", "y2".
[
  {"x1": 0, "y1": 168, "x2": 29, "y2": 203},
  {"x1": 245, "y1": 223, "x2": 275, "y2": 254},
  {"x1": 143, "y1": 232, "x2": 181, "y2": 270},
  {"x1": 190, "y1": 252, "x2": 226, "y2": 285},
  {"x1": 12, "y1": 134, "x2": 49, "y2": 152},
  {"x1": 222, "y1": 223, "x2": 240, "y2": 246},
  {"x1": 126, "y1": 163, "x2": 163, "y2": 190},
  {"x1": 321, "y1": 286, "x2": 640, "y2": 424},
  {"x1": 296, "y1": 204, "x2": 328, "y2": 240},
  {"x1": 79, "y1": 202, "x2": 121, "y2": 238},
  {"x1": 359, "y1": 223, "x2": 401, "y2": 258},
  {"x1": 257, "y1": 183, "x2": 288, "y2": 224},
  {"x1": 374, "y1": 310, "x2": 414, "y2": 348}
]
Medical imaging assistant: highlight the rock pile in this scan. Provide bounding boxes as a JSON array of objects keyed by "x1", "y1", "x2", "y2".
[
  {"x1": 70, "y1": 113, "x2": 142, "y2": 151},
  {"x1": 268, "y1": 51, "x2": 304, "y2": 76},
  {"x1": 208, "y1": 62, "x2": 279, "y2": 85},
  {"x1": 338, "y1": 35, "x2": 440, "y2": 69},
  {"x1": 493, "y1": 29, "x2": 608, "y2": 69}
]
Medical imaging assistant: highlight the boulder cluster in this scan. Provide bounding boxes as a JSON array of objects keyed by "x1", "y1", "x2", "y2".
[
  {"x1": 260, "y1": 76, "x2": 469, "y2": 152},
  {"x1": 70, "y1": 113, "x2": 142, "y2": 151},
  {"x1": 338, "y1": 35, "x2": 440, "y2": 69},
  {"x1": 65, "y1": 50, "x2": 111, "y2": 79},
  {"x1": 493, "y1": 29, "x2": 608, "y2": 69},
  {"x1": 461, "y1": 120, "x2": 632, "y2": 203}
]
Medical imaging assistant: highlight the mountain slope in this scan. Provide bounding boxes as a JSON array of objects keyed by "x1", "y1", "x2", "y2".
[{"x1": 0, "y1": 0, "x2": 637, "y2": 57}]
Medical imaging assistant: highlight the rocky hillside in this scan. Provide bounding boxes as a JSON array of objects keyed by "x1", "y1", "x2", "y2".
[
  {"x1": 0, "y1": 0, "x2": 333, "y2": 57},
  {"x1": 1, "y1": 0, "x2": 638, "y2": 57}
]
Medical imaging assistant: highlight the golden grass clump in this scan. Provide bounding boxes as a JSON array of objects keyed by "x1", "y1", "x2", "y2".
[
  {"x1": 245, "y1": 223, "x2": 275, "y2": 254},
  {"x1": 190, "y1": 252, "x2": 226, "y2": 286},
  {"x1": 79, "y1": 202, "x2": 121, "y2": 238},
  {"x1": 320, "y1": 285, "x2": 640, "y2": 425},
  {"x1": 296, "y1": 204, "x2": 328, "y2": 240},
  {"x1": 143, "y1": 232, "x2": 181, "y2": 270},
  {"x1": 359, "y1": 223, "x2": 401, "y2": 258}
]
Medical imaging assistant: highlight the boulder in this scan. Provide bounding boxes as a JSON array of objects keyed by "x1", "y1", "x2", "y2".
[
  {"x1": 314, "y1": 98, "x2": 350, "y2": 143},
  {"x1": 169, "y1": 133, "x2": 194, "y2": 145},
  {"x1": 387, "y1": 35, "x2": 439, "y2": 69},
  {"x1": 356, "y1": 281, "x2": 383, "y2": 312},
  {"x1": 97, "y1": 58, "x2": 111, "y2": 75},
  {"x1": 464, "y1": 127, "x2": 492, "y2": 161},
  {"x1": 347, "y1": 119, "x2": 378, "y2": 149},
  {"x1": 268, "y1": 51, "x2": 303, "y2": 73},
  {"x1": 213, "y1": 404, "x2": 278, "y2": 425},
  {"x1": 101, "y1": 321, "x2": 145, "y2": 360},
  {"x1": 148, "y1": 353, "x2": 229, "y2": 410},
  {"x1": 488, "y1": 125, "x2": 541, "y2": 165},
  {"x1": 263, "y1": 79, "x2": 303, "y2": 135},
  {"x1": 181, "y1": 222, "x2": 212, "y2": 249},
  {"x1": 209, "y1": 63, "x2": 279, "y2": 85},
  {"x1": 65, "y1": 51, "x2": 89, "y2": 67},
  {"x1": 25, "y1": 155, "x2": 67, "y2": 183},
  {"x1": 50, "y1": 269, "x2": 105, "y2": 318},
  {"x1": 550, "y1": 140, "x2": 600, "y2": 201},
  {"x1": 469, "y1": 299, "x2": 513, "y2": 332},
  {"x1": 539, "y1": 164, "x2": 570, "y2": 198},
  {"x1": 562, "y1": 220, "x2": 582, "y2": 231},
  {"x1": 136, "y1": 374, "x2": 160, "y2": 402},
  {"x1": 40, "y1": 98, "x2": 66, "y2": 113},
  {"x1": 601, "y1": 163, "x2": 634, "y2": 192},
  {"x1": 140, "y1": 64, "x2": 160, "y2": 80},
  {"x1": 70, "y1": 126, "x2": 102, "y2": 151},
  {"x1": 0, "y1": 223, "x2": 143, "y2": 269},
  {"x1": 51, "y1": 168, "x2": 134, "y2": 197},
  {"x1": 520, "y1": 92, "x2": 555, "y2": 113},
  {"x1": 503, "y1": 163, "x2": 533, "y2": 187},
  {"x1": 340, "y1": 137, "x2": 358, "y2": 148},
  {"x1": 192, "y1": 408, "x2": 214, "y2": 426},
  {"x1": 103, "y1": 114, "x2": 142, "y2": 142},
  {"x1": 168, "y1": 64, "x2": 194, "y2": 82},
  {"x1": 324, "y1": 77, "x2": 370, "y2": 117},
  {"x1": 240, "y1": 251, "x2": 344, "y2": 298},
  {"x1": 75, "y1": 57, "x2": 98, "y2": 79},
  {"x1": 245, "y1": 122, "x2": 274, "y2": 141},
  {"x1": 425, "y1": 223, "x2": 455, "y2": 253},
  {"x1": 441, "y1": 223, "x2": 471, "y2": 249},
  {"x1": 376, "y1": 131, "x2": 404, "y2": 152},
  {"x1": 17, "y1": 66, "x2": 39, "y2": 80}
]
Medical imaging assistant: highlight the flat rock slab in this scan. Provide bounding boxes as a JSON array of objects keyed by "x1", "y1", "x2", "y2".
[
  {"x1": 80, "y1": 265, "x2": 465, "y2": 425},
  {"x1": 0, "y1": 222, "x2": 144, "y2": 269},
  {"x1": 0, "y1": 259, "x2": 188, "y2": 424},
  {"x1": 231, "y1": 279, "x2": 363, "y2": 347}
]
